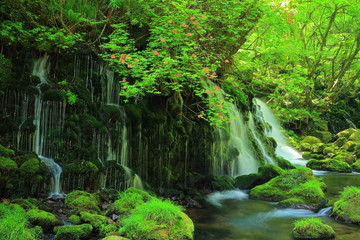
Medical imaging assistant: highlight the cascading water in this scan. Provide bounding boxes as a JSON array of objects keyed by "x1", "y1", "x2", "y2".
[
  {"x1": 31, "y1": 56, "x2": 65, "y2": 198},
  {"x1": 253, "y1": 98, "x2": 304, "y2": 165}
]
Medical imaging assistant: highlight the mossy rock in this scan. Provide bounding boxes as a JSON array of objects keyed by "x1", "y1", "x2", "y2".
[
  {"x1": 54, "y1": 224, "x2": 93, "y2": 240},
  {"x1": 310, "y1": 143, "x2": 325, "y2": 154},
  {"x1": 120, "y1": 199, "x2": 194, "y2": 240},
  {"x1": 114, "y1": 187, "x2": 154, "y2": 216},
  {"x1": 336, "y1": 128, "x2": 356, "y2": 139},
  {"x1": 306, "y1": 159, "x2": 351, "y2": 173},
  {"x1": 352, "y1": 160, "x2": 360, "y2": 172},
  {"x1": 333, "y1": 153, "x2": 355, "y2": 164},
  {"x1": 348, "y1": 129, "x2": 360, "y2": 142},
  {"x1": 311, "y1": 131, "x2": 333, "y2": 144},
  {"x1": 334, "y1": 137, "x2": 348, "y2": 147},
  {"x1": 276, "y1": 157, "x2": 296, "y2": 169},
  {"x1": 235, "y1": 173, "x2": 261, "y2": 189},
  {"x1": 0, "y1": 144, "x2": 15, "y2": 158},
  {"x1": 341, "y1": 141, "x2": 357, "y2": 152},
  {"x1": 102, "y1": 236, "x2": 130, "y2": 240},
  {"x1": 323, "y1": 147, "x2": 337, "y2": 156},
  {"x1": 258, "y1": 164, "x2": 285, "y2": 182},
  {"x1": 332, "y1": 186, "x2": 360, "y2": 224},
  {"x1": 301, "y1": 136, "x2": 322, "y2": 145},
  {"x1": 79, "y1": 212, "x2": 108, "y2": 232},
  {"x1": 210, "y1": 175, "x2": 235, "y2": 190},
  {"x1": 355, "y1": 145, "x2": 360, "y2": 158},
  {"x1": 99, "y1": 224, "x2": 118, "y2": 238},
  {"x1": 249, "y1": 167, "x2": 327, "y2": 209},
  {"x1": 98, "y1": 188, "x2": 121, "y2": 202},
  {"x1": 69, "y1": 215, "x2": 81, "y2": 225},
  {"x1": 0, "y1": 156, "x2": 18, "y2": 172},
  {"x1": 292, "y1": 217, "x2": 335, "y2": 239},
  {"x1": 27, "y1": 209, "x2": 63, "y2": 231},
  {"x1": 300, "y1": 143, "x2": 312, "y2": 151},
  {"x1": 13, "y1": 153, "x2": 38, "y2": 166},
  {"x1": 11, "y1": 198, "x2": 46, "y2": 211},
  {"x1": 20, "y1": 158, "x2": 40, "y2": 176},
  {"x1": 65, "y1": 190, "x2": 101, "y2": 214},
  {"x1": 302, "y1": 152, "x2": 325, "y2": 160}
]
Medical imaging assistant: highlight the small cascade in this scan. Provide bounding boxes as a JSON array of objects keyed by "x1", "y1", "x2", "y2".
[
  {"x1": 248, "y1": 112, "x2": 276, "y2": 165},
  {"x1": 122, "y1": 165, "x2": 144, "y2": 189},
  {"x1": 134, "y1": 174, "x2": 144, "y2": 190},
  {"x1": 39, "y1": 156, "x2": 65, "y2": 198},
  {"x1": 254, "y1": 98, "x2": 303, "y2": 164},
  {"x1": 206, "y1": 190, "x2": 248, "y2": 207},
  {"x1": 345, "y1": 118, "x2": 357, "y2": 129}
]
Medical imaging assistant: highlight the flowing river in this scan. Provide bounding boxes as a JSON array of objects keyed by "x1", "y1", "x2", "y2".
[{"x1": 188, "y1": 172, "x2": 360, "y2": 240}]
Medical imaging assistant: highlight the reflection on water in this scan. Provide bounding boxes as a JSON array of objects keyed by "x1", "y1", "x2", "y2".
[{"x1": 189, "y1": 173, "x2": 360, "y2": 240}]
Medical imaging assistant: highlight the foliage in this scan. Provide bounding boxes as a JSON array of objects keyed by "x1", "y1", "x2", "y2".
[
  {"x1": 0, "y1": 203, "x2": 43, "y2": 240},
  {"x1": 292, "y1": 217, "x2": 335, "y2": 239},
  {"x1": 113, "y1": 187, "x2": 154, "y2": 215}
]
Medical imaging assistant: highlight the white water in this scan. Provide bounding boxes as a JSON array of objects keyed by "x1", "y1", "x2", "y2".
[
  {"x1": 254, "y1": 98, "x2": 303, "y2": 165},
  {"x1": 32, "y1": 56, "x2": 64, "y2": 198},
  {"x1": 206, "y1": 190, "x2": 248, "y2": 207}
]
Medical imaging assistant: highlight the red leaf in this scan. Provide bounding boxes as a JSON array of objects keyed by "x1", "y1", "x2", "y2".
[{"x1": 111, "y1": 55, "x2": 116, "y2": 59}]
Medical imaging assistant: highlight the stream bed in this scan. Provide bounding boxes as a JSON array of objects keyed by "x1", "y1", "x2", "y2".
[{"x1": 188, "y1": 172, "x2": 360, "y2": 240}]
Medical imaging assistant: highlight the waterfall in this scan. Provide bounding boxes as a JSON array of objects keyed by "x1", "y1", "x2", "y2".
[
  {"x1": 253, "y1": 98, "x2": 303, "y2": 164},
  {"x1": 31, "y1": 56, "x2": 65, "y2": 198}
]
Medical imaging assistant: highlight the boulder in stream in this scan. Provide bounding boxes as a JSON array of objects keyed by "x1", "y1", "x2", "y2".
[{"x1": 292, "y1": 217, "x2": 335, "y2": 239}]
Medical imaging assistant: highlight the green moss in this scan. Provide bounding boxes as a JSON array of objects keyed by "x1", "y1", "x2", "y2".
[
  {"x1": 292, "y1": 218, "x2": 335, "y2": 239},
  {"x1": 276, "y1": 157, "x2": 296, "y2": 169},
  {"x1": 334, "y1": 137, "x2": 347, "y2": 147},
  {"x1": 210, "y1": 175, "x2": 235, "y2": 190},
  {"x1": 311, "y1": 131, "x2": 333, "y2": 144},
  {"x1": 98, "y1": 188, "x2": 121, "y2": 202},
  {"x1": 301, "y1": 136, "x2": 322, "y2": 144},
  {"x1": 336, "y1": 128, "x2": 356, "y2": 139},
  {"x1": 250, "y1": 167, "x2": 327, "y2": 209},
  {"x1": 310, "y1": 143, "x2": 325, "y2": 154},
  {"x1": 114, "y1": 187, "x2": 154, "y2": 215},
  {"x1": 99, "y1": 224, "x2": 118, "y2": 237},
  {"x1": 79, "y1": 212, "x2": 108, "y2": 232},
  {"x1": 341, "y1": 141, "x2": 356, "y2": 152},
  {"x1": 11, "y1": 198, "x2": 44, "y2": 210},
  {"x1": 352, "y1": 160, "x2": 360, "y2": 172},
  {"x1": 302, "y1": 152, "x2": 324, "y2": 160},
  {"x1": 102, "y1": 236, "x2": 130, "y2": 240},
  {"x1": 349, "y1": 130, "x2": 360, "y2": 142},
  {"x1": 0, "y1": 203, "x2": 43, "y2": 240},
  {"x1": 20, "y1": 158, "x2": 40, "y2": 176},
  {"x1": 69, "y1": 215, "x2": 81, "y2": 225},
  {"x1": 54, "y1": 224, "x2": 93, "y2": 240},
  {"x1": 323, "y1": 147, "x2": 336, "y2": 156},
  {"x1": 119, "y1": 199, "x2": 194, "y2": 240},
  {"x1": 300, "y1": 143, "x2": 312, "y2": 151},
  {"x1": 65, "y1": 190, "x2": 101, "y2": 214},
  {"x1": 0, "y1": 156, "x2": 18, "y2": 172},
  {"x1": 235, "y1": 173, "x2": 261, "y2": 189},
  {"x1": 333, "y1": 153, "x2": 355, "y2": 164},
  {"x1": 332, "y1": 186, "x2": 360, "y2": 224},
  {"x1": 0, "y1": 144, "x2": 15, "y2": 158},
  {"x1": 26, "y1": 209, "x2": 63, "y2": 231},
  {"x1": 306, "y1": 159, "x2": 352, "y2": 173},
  {"x1": 42, "y1": 89, "x2": 67, "y2": 101}
]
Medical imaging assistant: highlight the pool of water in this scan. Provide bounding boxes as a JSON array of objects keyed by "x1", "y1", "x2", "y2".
[{"x1": 188, "y1": 173, "x2": 360, "y2": 240}]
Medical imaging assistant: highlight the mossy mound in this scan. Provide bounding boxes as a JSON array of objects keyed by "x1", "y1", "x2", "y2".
[
  {"x1": 336, "y1": 128, "x2": 356, "y2": 139},
  {"x1": 301, "y1": 136, "x2": 322, "y2": 144},
  {"x1": 0, "y1": 156, "x2": 18, "y2": 172},
  {"x1": 333, "y1": 153, "x2": 355, "y2": 164},
  {"x1": 349, "y1": 130, "x2": 360, "y2": 142},
  {"x1": 20, "y1": 158, "x2": 40, "y2": 176},
  {"x1": 119, "y1": 199, "x2": 194, "y2": 240},
  {"x1": 341, "y1": 141, "x2": 357, "y2": 152},
  {"x1": 235, "y1": 173, "x2": 261, "y2": 189},
  {"x1": 310, "y1": 143, "x2": 326, "y2": 154},
  {"x1": 11, "y1": 198, "x2": 46, "y2": 211},
  {"x1": 332, "y1": 186, "x2": 360, "y2": 224},
  {"x1": 276, "y1": 157, "x2": 296, "y2": 169},
  {"x1": 352, "y1": 160, "x2": 360, "y2": 172},
  {"x1": 0, "y1": 144, "x2": 15, "y2": 158},
  {"x1": 302, "y1": 152, "x2": 325, "y2": 160},
  {"x1": 306, "y1": 159, "x2": 351, "y2": 173},
  {"x1": 65, "y1": 190, "x2": 101, "y2": 214},
  {"x1": 292, "y1": 218, "x2": 335, "y2": 239},
  {"x1": 102, "y1": 236, "x2": 130, "y2": 240},
  {"x1": 79, "y1": 212, "x2": 108, "y2": 232},
  {"x1": 311, "y1": 131, "x2": 333, "y2": 144},
  {"x1": 249, "y1": 167, "x2": 327, "y2": 209},
  {"x1": 98, "y1": 188, "x2": 121, "y2": 202},
  {"x1": 113, "y1": 187, "x2": 154, "y2": 216},
  {"x1": 69, "y1": 214, "x2": 81, "y2": 225},
  {"x1": 334, "y1": 137, "x2": 347, "y2": 147},
  {"x1": 210, "y1": 175, "x2": 235, "y2": 190},
  {"x1": 54, "y1": 224, "x2": 93, "y2": 240},
  {"x1": 27, "y1": 209, "x2": 63, "y2": 231}
]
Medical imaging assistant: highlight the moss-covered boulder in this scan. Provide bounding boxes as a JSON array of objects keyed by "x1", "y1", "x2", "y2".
[
  {"x1": 69, "y1": 215, "x2": 81, "y2": 225},
  {"x1": 98, "y1": 188, "x2": 121, "y2": 202},
  {"x1": 235, "y1": 173, "x2": 261, "y2": 189},
  {"x1": 0, "y1": 144, "x2": 15, "y2": 158},
  {"x1": 323, "y1": 147, "x2": 337, "y2": 157},
  {"x1": 249, "y1": 167, "x2": 327, "y2": 210},
  {"x1": 301, "y1": 136, "x2": 322, "y2": 145},
  {"x1": 114, "y1": 187, "x2": 154, "y2": 216},
  {"x1": 99, "y1": 224, "x2": 118, "y2": 238},
  {"x1": 341, "y1": 141, "x2": 357, "y2": 152},
  {"x1": 302, "y1": 152, "x2": 325, "y2": 160},
  {"x1": 276, "y1": 157, "x2": 296, "y2": 169},
  {"x1": 65, "y1": 190, "x2": 101, "y2": 214},
  {"x1": 102, "y1": 236, "x2": 130, "y2": 240},
  {"x1": 332, "y1": 186, "x2": 360, "y2": 224},
  {"x1": 352, "y1": 160, "x2": 360, "y2": 172},
  {"x1": 27, "y1": 209, "x2": 63, "y2": 231},
  {"x1": 79, "y1": 212, "x2": 108, "y2": 232},
  {"x1": 20, "y1": 158, "x2": 40, "y2": 176},
  {"x1": 11, "y1": 198, "x2": 46, "y2": 211},
  {"x1": 334, "y1": 137, "x2": 347, "y2": 147},
  {"x1": 311, "y1": 131, "x2": 333, "y2": 144},
  {"x1": 336, "y1": 128, "x2": 356, "y2": 139},
  {"x1": 310, "y1": 143, "x2": 326, "y2": 154},
  {"x1": 333, "y1": 153, "x2": 355, "y2": 164},
  {"x1": 355, "y1": 144, "x2": 360, "y2": 158},
  {"x1": 54, "y1": 224, "x2": 93, "y2": 240},
  {"x1": 292, "y1": 218, "x2": 335, "y2": 239},
  {"x1": 306, "y1": 159, "x2": 352, "y2": 173},
  {"x1": 349, "y1": 130, "x2": 360, "y2": 142},
  {"x1": 119, "y1": 199, "x2": 194, "y2": 240},
  {"x1": 0, "y1": 156, "x2": 18, "y2": 172}
]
